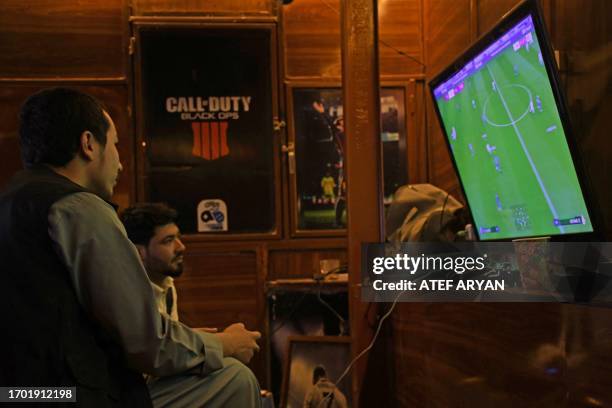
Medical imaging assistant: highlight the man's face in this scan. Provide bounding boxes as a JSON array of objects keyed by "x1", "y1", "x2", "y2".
[
  {"x1": 142, "y1": 223, "x2": 186, "y2": 278},
  {"x1": 91, "y1": 111, "x2": 122, "y2": 200}
]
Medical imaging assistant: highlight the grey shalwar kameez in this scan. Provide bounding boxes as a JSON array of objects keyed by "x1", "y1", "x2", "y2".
[{"x1": 48, "y1": 192, "x2": 261, "y2": 408}]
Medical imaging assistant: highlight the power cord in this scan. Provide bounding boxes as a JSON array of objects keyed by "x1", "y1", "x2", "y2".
[
  {"x1": 316, "y1": 289, "x2": 406, "y2": 407},
  {"x1": 270, "y1": 268, "x2": 348, "y2": 337},
  {"x1": 418, "y1": 190, "x2": 451, "y2": 240},
  {"x1": 316, "y1": 0, "x2": 427, "y2": 69},
  {"x1": 439, "y1": 191, "x2": 450, "y2": 232},
  {"x1": 317, "y1": 287, "x2": 347, "y2": 335}
]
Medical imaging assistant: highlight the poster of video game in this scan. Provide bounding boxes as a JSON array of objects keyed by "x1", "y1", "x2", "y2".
[
  {"x1": 139, "y1": 27, "x2": 276, "y2": 234},
  {"x1": 292, "y1": 87, "x2": 407, "y2": 230}
]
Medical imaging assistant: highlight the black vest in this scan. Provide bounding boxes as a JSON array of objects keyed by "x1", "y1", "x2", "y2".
[{"x1": 0, "y1": 167, "x2": 151, "y2": 407}]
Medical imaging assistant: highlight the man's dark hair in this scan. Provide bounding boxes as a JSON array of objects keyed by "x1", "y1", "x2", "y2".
[
  {"x1": 19, "y1": 87, "x2": 110, "y2": 168},
  {"x1": 313, "y1": 365, "x2": 327, "y2": 384},
  {"x1": 120, "y1": 203, "x2": 179, "y2": 246}
]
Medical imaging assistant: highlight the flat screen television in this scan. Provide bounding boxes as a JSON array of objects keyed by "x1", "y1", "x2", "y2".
[{"x1": 428, "y1": 0, "x2": 599, "y2": 241}]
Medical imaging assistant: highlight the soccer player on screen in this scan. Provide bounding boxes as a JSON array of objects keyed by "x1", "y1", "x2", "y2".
[
  {"x1": 536, "y1": 95, "x2": 543, "y2": 112},
  {"x1": 493, "y1": 155, "x2": 502, "y2": 173}
]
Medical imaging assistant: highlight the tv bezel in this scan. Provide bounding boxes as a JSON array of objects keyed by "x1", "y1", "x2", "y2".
[{"x1": 428, "y1": 0, "x2": 602, "y2": 242}]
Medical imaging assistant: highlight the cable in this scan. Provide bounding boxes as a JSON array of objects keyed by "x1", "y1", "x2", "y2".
[
  {"x1": 313, "y1": 268, "x2": 440, "y2": 406},
  {"x1": 270, "y1": 270, "x2": 347, "y2": 337},
  {"x1": 379, "y1": 38, "x2": 427, "y2": 68},
  {"x1": 316, "y1": 289, "x2": 406, "y2": 407},
  {"x1": 319, "y1": 0, "x2": 339, "y2": 14},
  {"x1": 418, "y1": 190, "x2": 450, "y2": 240},
  {"x1": 316, "y1": 0, "x2": 427, "y2": 69},
  {"x1": 316, "y1": 288, "x2": 347, "y2": 335},
  {"x1": 439, "y1": 191, "x2": 450, "y2": 232},
  {"x1": 270, "y1": 292, "x2": 308, "y2": 336}
]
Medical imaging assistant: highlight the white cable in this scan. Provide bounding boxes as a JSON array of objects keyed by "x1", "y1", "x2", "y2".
[
  {"x1": 316, "y1": 289, "x2": 406, "y2": 407},
  {"x1": 335, "y1": 289, "x2": 405, "y2": 385}
]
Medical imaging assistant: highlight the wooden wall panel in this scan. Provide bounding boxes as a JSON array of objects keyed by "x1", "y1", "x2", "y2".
[
  {"x1": 0, "y1": 0, "x2": 126, "y2": 79},
  {"x1": 0, "y1": 85, "x2": 133, "y2": 209},
  {"x1": 424, "y1": 0, "x2": 472, "y2": 76},
  {"x1": 175, "y1": 246, "x2": 267, "y2": 383},
  {"x1": 480, "y1": 0, "x2": 557, "y2": 41},
  {"x1": 393, "y1": 303, "x2": 570, "y2": 407},
  {"x1": 378, "y1": 0, "x2": 424, "y2": 77},
  {"x1": 564, "y1": 304, "x2": 612, "y2": 406},
  {"x1": 177, "y1": 249, "x2": 261, "y2": 329},
  {"x1": 392, "y1": 302, "x2": 612, "y2": 407},
  {"x1": 424, "y1": 0, "x2": 471, "y2": 201},
  {"x1": 553, "y1": 0, "x2": 612, "y2": 239},
  {"x1": 268, "y1": 249, "x2": 347, "y2": 280},
  {"x1": 477, "y1": 0, "x2": 522, "y2": 36},
  {"x1": 131, "y1": 0, "x2": 276, "y2": 16},
  {"x1": 408, "y1": 80, "x2": 428, "y2": 183},
  {"x1": 282, "y1": 0, "x2": 342, "y2": 79},
  {"x1": 553, "y1": 0, "x2": 610, "y2": 51},
  {"x1": 477, "y1": 0, "x2": 555, "y2": 38},
  {"x1": 283, "y1": 0, "x2": 424, "y2": 78}
]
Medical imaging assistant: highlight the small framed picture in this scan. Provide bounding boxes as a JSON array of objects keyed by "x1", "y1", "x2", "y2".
[
  {"x1": 287, "y1": 84, "x2": 409, "y2": 235},
  {"x1": 281, "y1": 336, "x2": 352, "y2": 408}
]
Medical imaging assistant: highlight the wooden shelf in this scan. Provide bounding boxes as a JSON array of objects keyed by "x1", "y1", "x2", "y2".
[{"x1": 265, "y1": 274, "x2": 348, "y2": 293}]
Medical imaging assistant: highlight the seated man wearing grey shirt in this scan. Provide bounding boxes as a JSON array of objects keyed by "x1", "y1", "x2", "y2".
[
  {"x1": 120, "y1": 203, "x2": 186, "y2": 322},
  {"x1": 0, "y1": 88, "x2": 261, "y2": 407},
  {"x1": 120, "y1": 203, "x2": 262, "y2": 406}
]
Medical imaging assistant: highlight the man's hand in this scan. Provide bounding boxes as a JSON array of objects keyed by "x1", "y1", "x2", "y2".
[{"x1": 215, "y1": 323, "x2": 261, "y2": 364}]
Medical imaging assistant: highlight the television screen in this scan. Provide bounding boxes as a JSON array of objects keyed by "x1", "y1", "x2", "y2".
[{"x1": 429, "y1": 0, "x2": 595, "y2": 241}]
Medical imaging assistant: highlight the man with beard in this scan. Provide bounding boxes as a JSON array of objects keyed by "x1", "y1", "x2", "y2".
[
  {"x1": 121, "y1": 203, "x2": 262, "y2": 407},
  {"x1": 0, "y1": 88, "x2": 261, "y2": 407},
  {"x1": 120, "y1": 203, "x2": 186, "y2": 320}
]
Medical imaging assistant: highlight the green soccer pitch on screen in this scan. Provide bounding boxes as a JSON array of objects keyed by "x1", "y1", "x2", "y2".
[{"x1": 430, "y1": 3, "x2": 594, "y2": 241}]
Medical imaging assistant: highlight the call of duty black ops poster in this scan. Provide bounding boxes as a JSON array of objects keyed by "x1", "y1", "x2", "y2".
[
  {"x1": 292, "y1": 87, "x2": 407, "y2": 230},
  {"x1": 138, "y1": 27, "x2": 275, "y2": 234}
]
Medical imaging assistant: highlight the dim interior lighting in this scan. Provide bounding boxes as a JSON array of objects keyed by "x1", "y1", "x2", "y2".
[
  {"x1": 141, "y1": 141, "x2": 147, "y2": 147},
  {"x1": 584, "y1": 396, "x2": 604, "y2": 407}
]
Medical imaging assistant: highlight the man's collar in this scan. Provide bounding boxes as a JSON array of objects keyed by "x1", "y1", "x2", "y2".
[
  {"x1": 31, "y1": 164, "x2": 119, "y2": 211},
  {"x1": 150, "y1": 276, "x2": 174, "y2": 291}
]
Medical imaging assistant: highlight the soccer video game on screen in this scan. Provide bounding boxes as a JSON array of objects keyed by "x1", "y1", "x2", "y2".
[{"x1": 433, "y1": 15, "x2": 593, "y2": 240}]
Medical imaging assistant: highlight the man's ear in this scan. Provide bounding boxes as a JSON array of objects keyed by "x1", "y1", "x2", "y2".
[
  {"x1": 79, "y1": 131, "x2": 97, "y2": 161},
  {"x1": 135, "y1": 244, "x2": 147, "y2": 262}
]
